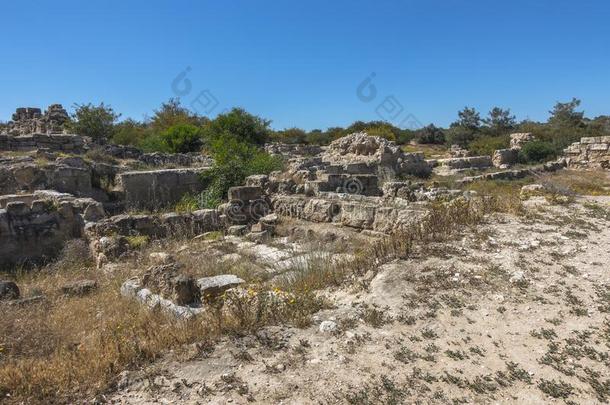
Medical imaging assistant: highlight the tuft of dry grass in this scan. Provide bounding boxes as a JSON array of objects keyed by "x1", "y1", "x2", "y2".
[{"x1": 538, "y1": 169, "x2": 610, "y2": 196}]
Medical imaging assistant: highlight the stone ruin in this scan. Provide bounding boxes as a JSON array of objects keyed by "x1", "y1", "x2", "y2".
[
  {"x1": 491, "y1": 132, "x2": 536, "y2": 169},
  {"x1": 0, "y1": 118, "x2": 603, "y2": 290},
  {"x1": 4, "y1": 104, "x2": 70, "y2": 136},
  {"x1": 564, "y1": 136, "x2": 610, "y2": 169}
]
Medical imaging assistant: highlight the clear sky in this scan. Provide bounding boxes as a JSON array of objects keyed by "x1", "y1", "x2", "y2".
[{"x1": 1, "y1": 0, "x2": 609, "y2": 130}]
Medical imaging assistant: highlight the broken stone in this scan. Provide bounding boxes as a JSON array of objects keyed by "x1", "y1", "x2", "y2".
[
  {"x1": 245, "y1": 230, "x2": 270, "y2": 243},
  {"x1": 492, "y1": 148, "x2": 519, "y2": 168},
  {"x1": 0, "y1": 280, "x2": 20, "y2": 300},
  {"x1": 61, "y1": 280, "x2": 98, "y2": 297},
  {"x1": 170, "y1": 274, "x2": 199, "y2": 306},
  {"x1": 510, "y1": 133, "x2": 535, "y2": 149},
  {"x1": 227, "y1": 225, "x2": 249, "y2": 236},
  {"x1": 149, "y1": 252, "x2": 175, "y2": 265},
  {"x1": 520, "y1": 184, "x2": 546, "y2": 199},
  {"x1": 319, "y1": 320, "x2": 338, "y2": 334},
  {"x1": 227, "y1": 186, "x2": 262, "y2": 202},
  {"x1": 197, "y1": 275, "x2": 245, "y2": 299}
]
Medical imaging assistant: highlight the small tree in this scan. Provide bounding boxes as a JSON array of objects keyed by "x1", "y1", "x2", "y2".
[
  {"x1": 112, "y1": 118, "x2": 149, "y2": 146},
  {"x1": 483, "y1": 107, "x2": 516, "y2": 135},
  {"x1": 151, "y1": 98, "x2": 207, "y2": 132},
  {"x1": 203, "y1": 108, "x2": 271, "y2": 145},
  {"x1": 70, "y1": 103, "x2": 120, "y2": 141},
  {"x1": 448, "y1": 107, "x2": 482, "y2": 147},
  {"x1": 161, "y1": 124, "x2": 204, "y2": 153},
  {"x1": 454, "y1": 107, "x2": 481, "y2": 131},
  {"x1": 415, "y1": 124, "x2": 445, "y2": 144},
  {"x1": 548, "y1": 98, "x2": 584, "y2": 129}
]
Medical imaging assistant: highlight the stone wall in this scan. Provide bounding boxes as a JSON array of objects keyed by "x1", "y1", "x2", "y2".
[
  {"x1": 435, "y1": 156, "x2": 493, "y2": 170},
  {"x1": 3, "y1": 105, "x2": 70, "y2": 135},
  {"x1": 321, "y1": 133, "x2": 431, "y2": 179},
  {"x1": 265, "y1": 143, "x2": 324, "y2": 157},
  {"x1": 271, "y1": 194, "x2": 426, "y2": 234},
  {"x1": 459, "y1": 160, "x2": 566, "y2": 183},
  {"x1": 88, "y1": 209, "x2": 220, "y2": 239},
  {"x1": 101, "y1": 144, "x2": 213, "y2": 167},
  {"x1": 0, "y1": 197, "x2": 93, "y2": 267},
  {"x1": 0, "y1": 133, "x2": 86, "y2": 153},
  {"x1": 118, "y1": 168, "x2": 210, "y2": 209},
  {"x1": 564, "y1": 136, "x2": 610, "y2": 169},
  {"x1": 0, "y1": 157, "x2": 93, "y2": 197}
]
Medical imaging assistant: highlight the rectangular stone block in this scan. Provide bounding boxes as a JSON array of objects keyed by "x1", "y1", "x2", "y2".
[{"x1": 227, "y1": 186, "x2": 262, "y2": 202}]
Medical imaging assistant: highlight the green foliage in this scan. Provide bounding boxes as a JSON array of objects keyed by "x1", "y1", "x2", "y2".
[
  {"x1": 138, "y1": 133, "x2": 170, "y2": 153},
  {"x1": 548, "y1": 98, "x2": 584, "y2": 129},
  {"x1": 454, "y1": 106, "x2": 481, "y2": 131},
  {"x1": 161, "y1": 124, "x2": 203, "y2": 153},
  {"x1": 468, "y1": 135, "x2": 510, "y2": 156},
  {"x1": 447, "y1": 107, "x2": 483, "y2": 147},
  {"x1": 446, "y1": 126, "x2": 476, "y2": 147},
  {"x1": 271, "y1": 127, "x2": 307, "y2": 144},
  {"x1": 69, "y1": 103, "x2": 120, "y2": 141},
  {"x1": 365, "y1": 125, "x2": 396, "y2": 141},
  {"x1": 150, "y1": 98, "x2": 207, "y2": 132},
  {"x1": 519, "y1": 140, "x2": 556, "y2": 163},
  {"x1": 197, "y1": 134, "x2": 283, "y2": 208},
  {"x1": 111, "y1": 119, "x2": 149, "y2": 146},
  {"x1": 415, "y1": 124, "x2": 445, "y2": 144},
  {"x1": 483, "y1": 107, "x2": 516, "y2": 136},
  {"x1": 203, "y1": 107, "x2": 271, "y2": 145}
]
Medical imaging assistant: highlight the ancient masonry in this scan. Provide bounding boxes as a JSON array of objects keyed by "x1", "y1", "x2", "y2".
[
  {"x1": 564, "y1": 136, "x2": 610, "y2": 169},
  {"x1": 0, "y1": 109, "x2": 604, "y2": 270},
  {"x1": 4, "y1": 104, "x2": 70, "y2": 135}
]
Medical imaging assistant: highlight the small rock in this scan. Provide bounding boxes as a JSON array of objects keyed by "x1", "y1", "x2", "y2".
[
  {"x1": 319, "y1": 320, "x2": 338, "y2": 334},
  {"x1": 61, "y1": 280, "x2": 97, "y2": 297},
  {"x1": 149, "y1": 252, "x2": 174, "y2": 265},
  {"x1": 509, "y1": 271, "x2": 526, "y2": 284},
  {"x1": 197, "y1": 275, "x2": 245, "y2": 299},
  {"x1": 0, "y1": 281, "x2": 20, "y2": 301},
  {"x1": 227, "y1": 225, "x2": 249, "y2": 236}
]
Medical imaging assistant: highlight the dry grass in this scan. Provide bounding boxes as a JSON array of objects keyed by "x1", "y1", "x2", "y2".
[
  {"x1": 464, "y1": 179, "x2": 528, "y2": 214},
  {"x1": 538, "y1": 169, "x2": 610, "y2": 196},
  {"x1": 0, "y1": 240, "x2": 323, "y2": 403},
  {"x1": 0, "y1": 182, "x2": 541, "y2": 403},
  {"x1": 402, "y1": 143, "x2": 450, "y2": 159}
]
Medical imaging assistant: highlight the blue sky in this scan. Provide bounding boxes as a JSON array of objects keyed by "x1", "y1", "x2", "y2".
[{"x1": 1, "y1": 0, "x2": 609, "y2": 130}]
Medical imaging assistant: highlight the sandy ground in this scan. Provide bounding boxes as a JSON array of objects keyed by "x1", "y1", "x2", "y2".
[{"x1": 109, "y1": 195, "x2": 610, "y2": 404}]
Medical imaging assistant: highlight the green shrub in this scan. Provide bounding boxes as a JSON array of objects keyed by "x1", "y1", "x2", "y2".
[
  {"x1": 138, "y1": 133, "x2": 170, "y2": 153},
  {"x1": 111, "y1": 119, "x2": 149, "y2": 146},
  {"x1": 197, "y1": 134, "x2": 283, "y2": 208},
  {"x1": 68, "y1": 103, "x2": 120, "y2": 141},
  {"x1": 415, "y1": 124, "x2": 445, "y2": 144},
  {"x1": 161, "y1": 124, "x2": 203, "y2": 153},
  {"x1": 202, "y1": 108, "x2": 271, "y2": 145},
  {"x1": 468, "y1": 135, "x2": 510, "y2": 156},
  {"x1": 519, "y1": 140, "x2": 556, "y2": 163}
]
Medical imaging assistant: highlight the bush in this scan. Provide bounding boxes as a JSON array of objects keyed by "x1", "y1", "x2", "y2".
[
  {"x1": 445, "y1": 126, "x2": 477, "y2": 147},
  {"x1": 203, "y1": 108, "x2": 271, "y2": 145},
  {"x1": 272, "y1": 128, "x2": 307, "y2": 144},
  {"x1": 161, "y1": 124, "x2": 203, "y2": 153},
  {"x1": 415, "y1": 124, "x2": 445, "y2": 144},
  {"x1": 151, "y1": 98, "x2": 208, "y2": 132},
  {"x1": 138, "y1": 133, "x2": 170, "y2": 153},
  {"x1": 519, "y1": 140, "x2": 556, "y2": 163},
  {"x1": 468, "y1": 135, "x2": 510, "y2": 156},
  {"x1": 198, "y1": 134, "x2": 283, "y2": 207},
  {"x1": 111, "y1": 119, "x2": 149, "y2": 146},
  {"x1": 69, "y1": 103, "x2": 120, "y2": 141}
]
